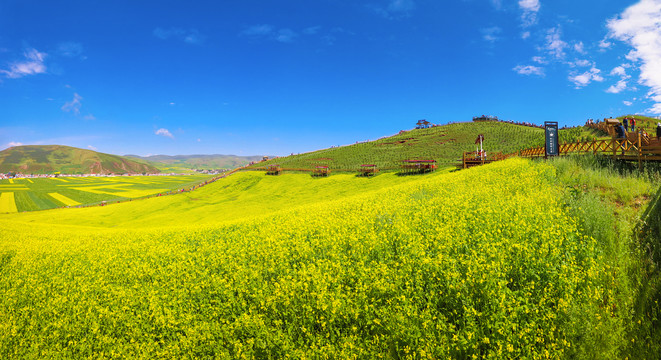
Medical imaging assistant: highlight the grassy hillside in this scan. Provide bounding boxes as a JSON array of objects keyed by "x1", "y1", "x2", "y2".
[
  {"x1": 251, "y1": 121, "x2": 602, "y2": 171},
  {"x1": 127, "y1": 154, "x2": 265, "y2": 170},
  {"x1": 0, "y1": 145, "x2": 161, "y2": 175},
  {"x1": 617, "y1": 114, "x2": 661, "y2": 134},
  {"x1": 1, "y1": 159, "x2": 659, "y2": 357}
]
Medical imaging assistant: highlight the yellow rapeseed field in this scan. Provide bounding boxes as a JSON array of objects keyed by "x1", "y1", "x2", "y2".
[{"x1": 0, "y1": 159, "x2": 628, "y2": 358}]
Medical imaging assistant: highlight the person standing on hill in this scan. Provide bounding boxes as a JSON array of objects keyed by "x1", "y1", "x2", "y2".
[
  {"x1": 657, "y1": 123, "x2": 661, "y2": 141},
  {"x1": 623, "y1": 117, "x2": 629, "y2": 131},
  {"x1": 631, "y1": 117, "x2": 636, "y2": 132}
]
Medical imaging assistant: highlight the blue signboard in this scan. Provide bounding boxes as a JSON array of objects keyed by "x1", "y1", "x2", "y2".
[{"x1": 545, "y1": 121, "x2": 559, "y2": 156}]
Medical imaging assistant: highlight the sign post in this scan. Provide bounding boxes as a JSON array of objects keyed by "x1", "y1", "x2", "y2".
[{"x1": 545, "y1": 121, "x2": 559, "y2": 158}]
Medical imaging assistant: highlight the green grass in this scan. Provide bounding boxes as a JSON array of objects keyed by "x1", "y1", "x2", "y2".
[
  {"x1": 0, "y1": 175, "x2": 212, "y2": 212},
  {"x1": 250, "y1": 121, "x2": 606, "y2": 171}
]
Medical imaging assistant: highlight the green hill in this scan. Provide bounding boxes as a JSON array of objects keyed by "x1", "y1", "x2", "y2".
[
  {"x1": 0, "y1": 145, "x2": 161, "y2": 174},
  {"x1": 126, "y1": 154, "x2": 266, "y2": 170},
  {"x1": 251, "y1": 121, "x2": 602, "y2": 171}
]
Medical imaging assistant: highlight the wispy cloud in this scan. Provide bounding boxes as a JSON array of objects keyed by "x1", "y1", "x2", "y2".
[
  {"x1": 57, "y1": 42, "x2": 84, "y2": 58},
  {"x1": 155, "y1": 128, "x2": 174, "y2": 139},
  {"x1": 369, "y1": 0, "x2": 416, "y2": 19},
  {"x1": 568, "y1": 67, "x2": 604, "y2": 88},
  {"x1": 481, "y1": 26, "x2": 502, "y2": 43},
  {"x1": 242, "y1": 25, "x2": 298, "y2": 43},
  {"x1": 519, "y1": 0, "x2": 540, "y2": 27},
  {"x1": 606, "y1": 79, "x2": 628, "y2": 93},
  {"x1": 545, "y1": 27, "x2": 568, "y2": 59},
  {"x1": 242, "y1": 24, "x2": 273, "y2": 37},
  {"x1": 153, "y1": 28, "x2": 205, "y2": 45},
  {"x1": 623, "y1": 100, "x2": 633, "y2": 106},
  {"x1": 607, "y1": 0, "x2": 661, "y2": 114},
  {"x1": 573, "y1": 41, "x2": 586, "y2": 54},
  {"x1": 0, "y1": 48, "x2": 47, "y2": 78},
  {"x1": 5, "y1": 141, "x2": 23, "y2": 148},
  {"x1": 303, "y1": 26, "x2": 322, "y2": 35},
  {"x1": 276, "y1": 29, "x2": 298, "y2": 43},
  {"x1": 513, "y1": 64, "x2": 545, "y2": 76},
  {"x1": 62, "y1": 93, "x2": 83, "y2": 115},
  {"x1": 87, "y1": 145, "x2": 97, "y2": 151}
]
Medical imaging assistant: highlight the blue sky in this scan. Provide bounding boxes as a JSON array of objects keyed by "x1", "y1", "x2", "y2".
[{"x1": 2, "y1": 0, "x2": 661, "y2": 156}]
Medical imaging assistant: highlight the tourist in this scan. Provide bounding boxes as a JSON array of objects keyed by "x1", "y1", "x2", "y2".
[
  {"x1": 623, "y1": 117, "x2": 629, "y2": 131},
  {"x1": 631, "y1": 117, "x2": 636, "y2": 131},
  {"x1": 614, "y1": 123, "x2": 626, "y2": 155},
  {"x1": 657, "y1": 123, "x2": 661, "y2": 141}
]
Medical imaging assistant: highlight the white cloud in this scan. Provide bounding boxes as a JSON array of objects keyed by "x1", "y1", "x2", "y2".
[
  {"x1": 83, "y1": 114, "x2": 96, "y2": 120},
  {"x1": 155, "y1": 128, "x2": 174, "y2": 139},
  {"x1": 87, "y1": 145, "x2": 98, "y2": 151},
  {"x1": 532, "y1": 56, "x2": 547, "y2": 64},
  {"x1": 481, "y1": 26, "x2": 502, "y2": 43},
  {"x1": 6, "y1": 141, "x2": 23, "y2": 148},
  {"x1": 569, "y1": 59, "x2": 593, "y2": 67},
  {"x1": 623, "y1": 100, "x2": 633, "y2": 106},
  {"x1": 599, "y1": 38, "x2": 613, "y2": 50},
  {"x1": 521, "y1": 31, "x2": 531, "y2": 39},
  {"x1": 573, "y1": 41, "x2": 586, "y2": 54},
  {"x1": 568, "y1": 67, "x2": 604, "y2": 88},
  {"x1": 607, "y1": 0, "x2": 661, "y2": 114},
  {"x1": 61, "y1": 93, "x2": 83, "y2": 115},
  {"x1": 0, "y1": 48, "x2": 47, "y2": 78},
  {"x1": 606, "y1": 79, "x2": 628, "y2": 93},
  {"x1": 545, "y1": 27, "x2": 568, "y2": 59},
  {"x1": 610, "y1": 65, "x2": 627, "y2": 76},
  {"x1": 153, "y1": 28, "x2": 204, "y2": 44},
  {"x1": 513, "y1": 64, "x2": 545, "y2": 76},
  {"x1": 519, "y1": 0, "x2": 540, "y2": 27}
]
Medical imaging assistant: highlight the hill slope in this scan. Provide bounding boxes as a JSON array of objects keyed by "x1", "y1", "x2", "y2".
[
  {"x1": 0, "y1": 145, "x2": 161, "y2": 174},
  {"x1": 252, "y1": 121, "x2": 601, "y2": 170},
  {"x1": 127, "y1": 154, "x2": 265, "y2": 170}
]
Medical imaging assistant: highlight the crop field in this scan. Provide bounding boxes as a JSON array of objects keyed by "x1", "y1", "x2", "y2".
[
  {"x1": 252, "y1": 122, "x2": 602, "y2": 171},
  {"x1": 0, "y1": 175, "x2": 211, "y2": 213},
  {"x1": 0, "y1": 158, "x2": 654, "y2": 358}
]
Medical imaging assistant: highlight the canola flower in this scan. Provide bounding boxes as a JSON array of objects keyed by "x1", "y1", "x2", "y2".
[{"x1": 0, "y1": 159, "x2": 625, "y2": 358}]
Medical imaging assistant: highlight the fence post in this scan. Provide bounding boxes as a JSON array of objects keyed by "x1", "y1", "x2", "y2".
[
  {"x1": 612, "y1": 138, "x2": 616, "y2": 158},
  {"x1": 592, "y1": 138, "x2": 596, "y2": 155},
  {"x1": 638, "y1": 131, "x2": 642, "y2": 170}
]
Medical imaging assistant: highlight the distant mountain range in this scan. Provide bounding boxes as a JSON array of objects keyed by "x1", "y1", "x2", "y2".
[
  {"x1": 125, "y1": 154, "x2": 266, "y2": 170},
  {"x1": 0, "y1": 145, "x2": 160, "y2": 174}
]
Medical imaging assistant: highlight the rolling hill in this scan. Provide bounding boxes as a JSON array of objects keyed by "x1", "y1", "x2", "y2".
[
  {"x1": 250, "y1": 121, "x2": 603, "y2": 171},
  {"x1": 126, "y1": 154, "x2": 266, "y2": 170},
  {"x1": 0, "y1": 145, "x2": 161, "y2": 174}
]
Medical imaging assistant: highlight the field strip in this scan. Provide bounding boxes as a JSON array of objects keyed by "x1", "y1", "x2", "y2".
[
  {"x1": 0, "y1": 186, "x2": 29, "y2": 190},
  {"x1": 26, "y1": 178, "x2": 34, "y2": 183},
  {"x1": 0, "y1": 192, "x2": 18, "y2": 213},
  {"x1": 72, "y1": 186, "x2": 170, "y2": 198},
  {"x1": 8, "y1": 179, "x2": 13, "y2": 184},
  {"x1": 48, "y1": 193, "x2": 81, "y2": 206},
  {"x1": 51, "y1": 177, "x2": 70, "y2": 182}
]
